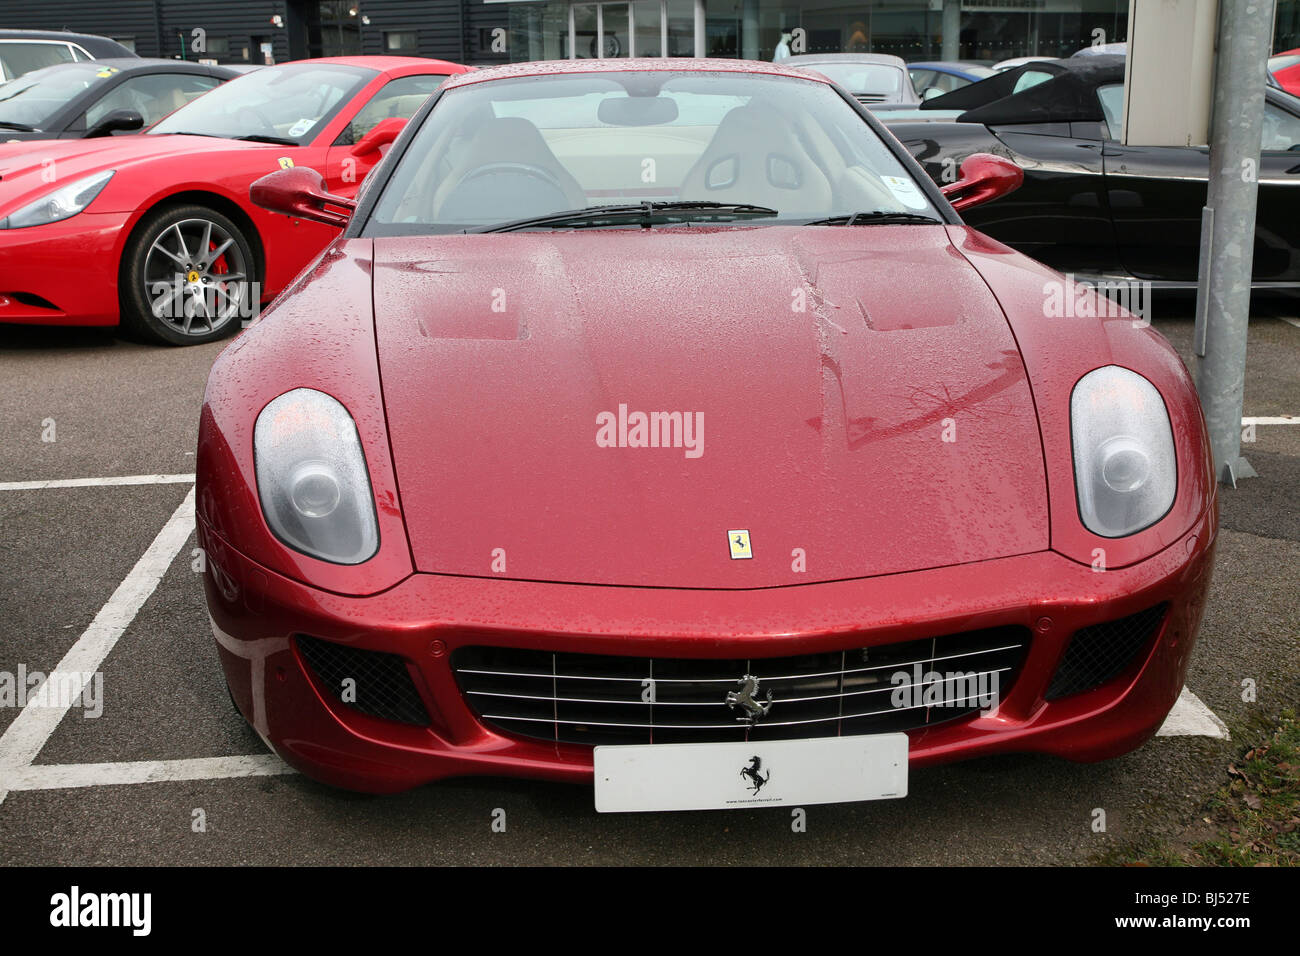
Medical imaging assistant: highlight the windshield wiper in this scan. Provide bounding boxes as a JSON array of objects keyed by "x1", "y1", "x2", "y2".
[
  {"x1": 804, "y1": 211, "x2": 943, "y2": 226},
  {"x1": 0, "y1": 121, "x2": 36, "y2": 131},
  {"x1": 471, "y1": 201, "x2": 779, "y2": 234},
  {"x1": 234, "y1": 133, "x2": 298, "y2": 145}
]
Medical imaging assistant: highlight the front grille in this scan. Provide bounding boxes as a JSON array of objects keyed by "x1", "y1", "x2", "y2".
[
  {"x1": 1045, "y1": 604, "x2": 1168, "y2": 701},
  {"x1": 296, "y1": 635, "x2": 430, "y2": 726},
  {"x1": 453, "y1": 627, "x2": 1029, "y2": 747}
]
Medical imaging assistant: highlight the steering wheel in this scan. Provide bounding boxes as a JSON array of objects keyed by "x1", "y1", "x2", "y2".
[
  {"x1": 234, "y1": 105, "x2": 277, "y2": 133},
  {"x1": 457, "y1": 162, "x2": 567, "y2": 195}
]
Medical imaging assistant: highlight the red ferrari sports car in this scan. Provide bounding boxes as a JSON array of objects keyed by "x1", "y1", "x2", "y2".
[
  {"x1": 0, "y1": 55, "x2": 468, "y2": 344},
  {"x1": 200, "y1": 58, "x2": 1217, "y2": 811}
]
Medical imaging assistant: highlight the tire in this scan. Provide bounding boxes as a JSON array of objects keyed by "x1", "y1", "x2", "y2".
[{"x1": 120, "y1": 204, "x2": 257, "y2": 346}]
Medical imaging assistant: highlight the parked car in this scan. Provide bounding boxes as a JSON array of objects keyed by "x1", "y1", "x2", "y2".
[
  {"x1": 784, "y1": 53, "x2": 920, "y2": 106},
  {"x1": 197, "y1": 58, "x2": 1217, "y2": 804},
  {"x1": 0, "y1": 59, "x2": 238, "y2": 141},
  {"x1": 0, "y1": 29, "x2": 136, "y2": 82},
  {"x1": 907, "y1": 61, "x2": 996, "y2": 99},
  {"x1": 0, "y1": 55, "x2": 469, "y2": 343},
  {"x1": 1270, "y1": 48, "x2": 1300, "y2": 96},
  {"x1": 883, "y1": 55, "x2": 1300, "y2": 285}
]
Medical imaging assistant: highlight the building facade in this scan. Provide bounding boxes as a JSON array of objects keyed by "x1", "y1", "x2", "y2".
[{"x1": 2, "y1": 0, "x2": 1297, "y2": 67}]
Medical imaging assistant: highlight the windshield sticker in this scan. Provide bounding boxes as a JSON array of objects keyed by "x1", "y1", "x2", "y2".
[
  {"x1": 287, "y1": 118, "x2": 313, "y2": 138},
  {"x1": 880, "y1": 175, "x2": 929, "y2": 210}
]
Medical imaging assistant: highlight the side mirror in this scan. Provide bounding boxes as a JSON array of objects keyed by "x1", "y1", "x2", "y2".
[
  {"x1": 250, "y1": 166, "x2": 355, "y2": 228},
  {"x1": 922, "y1": 87, "x2": 944, "y2": 100},
  {"x1": 940, "y1": 152, "x2": 1023, "y2": 212},
  {"x1": 85, "y1": 108, "x2": 144, "y2": 138},
  {"x1": 350, "y1": 116, "x2": 406, "y2": 157}
]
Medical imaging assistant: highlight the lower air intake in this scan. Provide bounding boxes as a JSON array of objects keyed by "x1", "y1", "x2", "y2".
[
  {"x1": 1045, "y1": 604, "x2": 1168, "y2": 701},
  {"x1": 296, "y1": 634, "x2": 430, "y2": 726}
]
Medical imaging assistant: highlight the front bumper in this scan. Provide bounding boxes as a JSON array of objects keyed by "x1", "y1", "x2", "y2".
[
  {"x1": 200, "y1": 506, "x2": 1216, "y2": 796},
  {"x1": 0, "y1": 212, "x2": 128, "y2": 326}
]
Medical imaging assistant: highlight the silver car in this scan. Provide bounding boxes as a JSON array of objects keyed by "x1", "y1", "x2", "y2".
[{"x1": 783, "y1": 53, "x2": 920, "y2": 107}]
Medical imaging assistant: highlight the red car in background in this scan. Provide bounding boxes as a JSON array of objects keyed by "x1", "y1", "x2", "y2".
[
  {"x1": 0, "y1": 56, "x2": 468, "y2": 344},
  {"x1": 199, "y1": 58, "x2": 1217, "y2": 810},
  {"x1": 1270, "y1": 48, "x2": 1300, "y2": 96}
]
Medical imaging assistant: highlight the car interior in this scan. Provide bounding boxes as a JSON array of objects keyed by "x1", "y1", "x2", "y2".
[{"x1": 385, "y1": 87, "x2": 913, "y2": 227}]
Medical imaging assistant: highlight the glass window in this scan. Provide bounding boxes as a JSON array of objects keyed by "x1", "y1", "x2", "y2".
[
  {"x1": 798, "y1": 62, "x2": 903, "y2": 96},
  {"x1": 335, "y1": 73, "x2": 448, "y2": 145},
  {"x1": 1012, "y1": 69, "x2": 1054, "y2": 94},
  {"x1": 1097, "y1": 83, "x2": 1124, "y2": 140},
  {"x1": 150, "y1": 62, "x2": 374, "y2": 143},
  {"x1": 368, "y1": 71, "x2": 940, "y2": 232},
  {"x1": 0, "y1": 63, "x2": 120, "y2": 130},
  {"x1": 1261, "y1": 100, "x2": 1300, "y2": 151},
  {"x1": 0, "y1": 41, "x2": 76, "y2": 81},
  {"x1": 85, "y1": 74, "x2": 223, "y2": 129},
  {"x1": 385, "y1": 30, "x2": 419, "y2": 55}
]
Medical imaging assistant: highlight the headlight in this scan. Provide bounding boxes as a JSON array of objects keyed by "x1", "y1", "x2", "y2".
[
  {"x1": 0, "y1": 170, "x2": 114, "y2": 229},
  {"x1": 254, "y1": 389, "x2": 379, "y2": 564},
  {"x1": 1070, "y1": 366, "x2": 1177, "y2": 537}
]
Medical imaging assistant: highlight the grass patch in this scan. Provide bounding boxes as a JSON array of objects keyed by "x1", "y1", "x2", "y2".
[{"x1": 1096, "y1": 709, "x2": 1300, "y2": 867}]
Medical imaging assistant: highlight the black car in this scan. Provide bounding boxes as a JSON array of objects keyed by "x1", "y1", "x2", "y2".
[
  {"x1": 0, "y1": 59, "x2": 238, "y2": 141},
  {"x1": 882, "y1": 56, "x2": 1300, "y2": 287},
  {"x1": 0, "y1": 29, "x2": 136, "y2": 81}
]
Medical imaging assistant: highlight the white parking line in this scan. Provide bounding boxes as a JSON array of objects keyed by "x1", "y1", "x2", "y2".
[
  {"x1": 1, "y1": 755, "x2": 293, "y2": 793},
  {"x1": 0, "y1": 473, "x2": 195, "y2": 491},
  {"x1": 0, "y1": 684, "x2": 1229, "y2": 797},
  {"x1": 1155, "y1": 687, "x2": 1230, "y2": 739},
  {"x1": 1241, "y1": 416, "x2": 1298, "y2": 425},
  {"x1": 0, "y1": 487, "x2": 196, "y2": 807},
  {"x1": 0, "y1": 472, "x2": 1235, "y2": 801},
  {"x1": 1280, "y1": 316, "x2": 1300, "y2": 329}
]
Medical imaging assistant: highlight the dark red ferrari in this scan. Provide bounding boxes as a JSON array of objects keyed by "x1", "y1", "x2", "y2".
[{"x1": 199, "y1": 58, "x2": 1216, "y2": 811}]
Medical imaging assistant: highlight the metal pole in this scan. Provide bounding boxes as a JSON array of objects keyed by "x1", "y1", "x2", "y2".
[
  {"x1": 1193, "y1": 0, "x2": 1274, "y2": 486},
  {"x1": 941, "y1": 0, "x2": 960, "y2": 61}
]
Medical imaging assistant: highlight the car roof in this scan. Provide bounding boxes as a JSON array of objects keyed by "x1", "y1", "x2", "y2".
[
  {"x1": 287, "y1": 55, "x2": 468, "y2": 73},
  {"x1": 0, "y1": 30, "x2": 135, "y2": 56},
  {"x1": 783, "y1": 53, "x2": 907, "y2": 67},
  {"x1": 920, "y1": 54, "x2": 1125, "y2": 124},
  {"x1": 61, "y1": 57, "x2": 233, "y2": 72},
  {"x1": 443, "y1": 56, "x2": 836, "y2": 90},
  {"x1": 908, "y1": 61, "x2": 979, "y2": 72}
]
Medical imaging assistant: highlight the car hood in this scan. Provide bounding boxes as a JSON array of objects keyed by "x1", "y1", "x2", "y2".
[
  {"x1": 373, "y1": 226, "x2": 1049, "y2": 588},
  {"x1": 0, "y1": 134, "x2": 263, "y2": 213}
]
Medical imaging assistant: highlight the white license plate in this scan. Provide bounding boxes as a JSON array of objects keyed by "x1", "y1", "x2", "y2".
[{"x1": 594, "y1": 733, "x2": 908, "y2": 813}]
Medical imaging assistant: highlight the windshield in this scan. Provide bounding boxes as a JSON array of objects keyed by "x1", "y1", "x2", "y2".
[
  {"x1": 0, "y1": 62, "x2": 111, "y2": 129},
  {"x1": 366, "y1": 71, "x2": 939, "y2": 234},
  {"x1": 797, "y1": 63, "x2": 903, "y2": 95},
  {"x1": 150, "y1": 62, "x2": 373, "y2": 142}
]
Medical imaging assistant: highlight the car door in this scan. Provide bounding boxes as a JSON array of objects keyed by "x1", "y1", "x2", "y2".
[
  {"x1": 1102, "y1": 83, "x2": 1300, "y2": 283},
  {"x1": 324, "y1": 73, "x2": 450, "y2": 198},
  {"x1": 1251, "y1": 93, "x2": 1300, "y2": 282},
  {"x1": 964, "y1": 121, "x2": 1120, "y2": 276},
  {"x1": 77, "y1": 71, "x2": 224, "y2": 135}
]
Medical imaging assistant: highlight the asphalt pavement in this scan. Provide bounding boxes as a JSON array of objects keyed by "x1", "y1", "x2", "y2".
[{"x1": 0, "y1": 301, "x2": 1296, "y2": 865}]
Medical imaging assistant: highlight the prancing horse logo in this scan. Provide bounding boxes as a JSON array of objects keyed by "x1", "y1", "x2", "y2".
[
  {"x1": 727, "y1": 674, "x2": 773, "y2": 725},
  {"x1": 740, "y1": 755, "x2": 770, "y2": 794}
]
